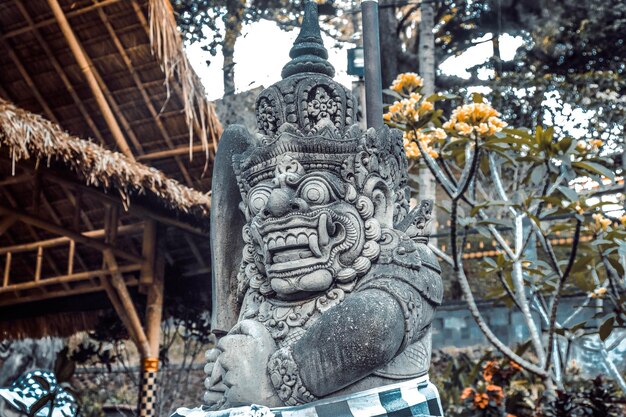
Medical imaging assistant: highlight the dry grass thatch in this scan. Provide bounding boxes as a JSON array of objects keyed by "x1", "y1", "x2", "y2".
[
  {"x1": 0, "y1": 0, "x2": 223, "y2": 192},
  {"x1": 148, "y1": 0, "x2": 222, "y2": 161},
  {"x1": 0, "y1": 99, "x2": 211, "y2": 218}
]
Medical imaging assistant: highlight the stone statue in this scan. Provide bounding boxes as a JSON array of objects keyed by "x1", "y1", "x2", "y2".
[{"x1": 175, "y1": 2, "x2": 443, "y2": 416}]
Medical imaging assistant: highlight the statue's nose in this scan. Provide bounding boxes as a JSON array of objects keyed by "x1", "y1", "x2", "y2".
[
  {"x1": 265, "y1": 188, "x2": 293, "y2": 217},
  {"x1": 263, "y1": 188, "x2": 307, "y2": 217}
]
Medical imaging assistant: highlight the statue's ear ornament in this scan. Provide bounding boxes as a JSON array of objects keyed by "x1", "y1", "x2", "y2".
[{"x1": 396, "y1": 199, "x2": 434, "y2": 242}]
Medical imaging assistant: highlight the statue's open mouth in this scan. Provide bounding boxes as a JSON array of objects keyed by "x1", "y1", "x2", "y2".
[{"x1": 254, "y1": 210, "x2": 351, "y2": 278}]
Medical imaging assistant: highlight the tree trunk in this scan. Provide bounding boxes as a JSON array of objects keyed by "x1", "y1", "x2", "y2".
[
  {"x1": 222, "y1": 4, "x2": 244, "y2": 97},
  {"x1": 378, "y1": 0, "x2": 400, "y2": 91},
  {"x1": 418, "y1": 0, "x2": 438, "y2": 241}
]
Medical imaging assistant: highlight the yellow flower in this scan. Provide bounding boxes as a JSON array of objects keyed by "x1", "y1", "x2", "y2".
[
  {"x1": 432, "y1": 128, "x2": 447, "y2": 140},
  {"x1": 591, "y1": 139, "x2": 603, "y2": 148},
  {"x1": 389, "y1": 101, "x2": 402, "y2": 114},
  {"x1": 443, "y1": 102, "x2": 507, "y2": 138},
  {"x1": 574, "y1": 204, "x2": 585, "y2": 215},
  {"x1": 576, "y1": 141, "x2": 587, "y2": 152},
  {"x1": 409, "y1": 92, "x2": 423, "y2": 102},
  {"x1": 621, "y1": 214, "x2": 626, "y2": 227},
  {"x1": 420, "y1": 101, "x2": 434, "y2": 112},
  {"x1": 590, "y1": 287, "x2": 607, "y2": 299},
  {"x1": 403, "y1": 129, "x2": 440, "y2": 160},
  {"x1": 390, "y1": 72, "x2": 424, "y2": 93},
  {"x1": 476, "y1": 123, "x2": 490, "y2": 134},
  {"x1": 442, "y1": 119, "x2": 455, "y2": 130},
  {"x1": 383, "y1": 112, "x2": 392, "y2": 121},
  {"x1": 592, "y1": 213, "x2": 611, "y2": 231},
  {"x1": 460, "y1": 387, "x2": 474, "y2": 400},
  {"x1": 455, "y1": 122, "x2": 473, "y2": 136}
]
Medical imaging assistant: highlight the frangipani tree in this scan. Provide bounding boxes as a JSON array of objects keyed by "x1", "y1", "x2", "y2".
[{"x1": 384, "y1": 73, "x2": 626, "y2": 390}]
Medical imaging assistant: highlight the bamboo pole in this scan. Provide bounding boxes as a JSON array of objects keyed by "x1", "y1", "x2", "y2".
[
  {"x1": 3, "y1": 0, "x2": 123, "y2": 39},
  {"x1": 140, "y1": 220, "x2": 156, "y2": 285},
  {"x1": 67, "y1": 240, "x2": 75, "y2": 275},
  {"x1": 35, "y1": 246, "x2": 43, "y2": 282},
  {"x1": 0, "y1": 205, "x2": 143, "y2": 264},
  {"x1": 136, "y1": 145, "x2": 206, "y2": 161},
  {"x1": 101, "y1": 276, "x2": 142, "y2": 350},
  {"x1": 0, "y1": 280, "x2": 134, "y2": 308},
  {"x1": 3, "y1": 252, "x2": 10, "y2": 287},
  {"x1": 13, "y1": 1, "x2": 108, "y2": 146},
  {"x1": 46, "y1": 0, "x2": 135, "y2": 159},
  {"x1": 0, "y1": 223, "x2": 143, "y2": 254},
  {"x1": 38, "y1": 171, "x2": 210, "y2": 234},
  {"x1": 0, "y1": 264, "x2": 141, "y2": 294},
  {"x1": 145, "y1": 246, "x2": 164, "y2": 360},
  {"x1": 103, "y1": 249, "x2": 151, "y2": 358},
  {"x1": 0, "y1": 216, "x2": 16, "y2": 235}
]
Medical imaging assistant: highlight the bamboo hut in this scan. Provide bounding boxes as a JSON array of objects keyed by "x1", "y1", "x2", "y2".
[{"x1": 0, "y1": 1, "x2": 221, "y2": 416}]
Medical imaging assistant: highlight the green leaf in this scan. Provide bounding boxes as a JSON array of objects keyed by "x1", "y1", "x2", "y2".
[
  {"x1": 558, "y1": 185, "x2": 579, "y2": 202},
  {"x1": 599, "y1": 317, "x2": 615, "y2": 341},
  {"x1": 530, "y1": 164, "x2": 548, "y2": 186},
  {"x1": 426, "y1": 93, "x2": 458, "y2": 102},
  {"x1": 573, "y1": 161, "x2": 615, "y2": 180},
  {"x1": 382, "y1": 89, "x2": 404, "y2": 100}
]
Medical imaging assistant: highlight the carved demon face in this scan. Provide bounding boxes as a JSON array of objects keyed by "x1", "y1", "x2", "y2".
[{"x1": 245, "y1": 155, "x2": 380, "y2": 297}]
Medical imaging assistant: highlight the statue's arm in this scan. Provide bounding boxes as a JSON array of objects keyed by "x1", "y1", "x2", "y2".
[{"x1": 267, "y1": 288, "x2": 406, "y2": 404}]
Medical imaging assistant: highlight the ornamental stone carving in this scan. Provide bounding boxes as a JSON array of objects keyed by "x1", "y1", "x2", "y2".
[{"x1": 192, "y1": 2, "x2": 443, "y2": 414}]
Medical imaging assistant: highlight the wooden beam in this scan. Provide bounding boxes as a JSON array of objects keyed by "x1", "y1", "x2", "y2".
[
  {"x1": 0, "y1": 275, "x2": 139, "y2": 307},
  {"x1": 103, "y1": 249, "x2": 151, "y2": 357},
  {"x1": 3, "y1": 0, "x2": 124, "y2": 39},
  {"x1": 47, "y1": 0, "x2": 135, "y2": 159},
  {"x1": 0, "y1": 36, "x2": 59, "y2": 124},
  {"x1": 0, "y1": 216, "x2": 17, "y2": 236},
  {"x1": 0, "y1": 173, "x2": 33, "y2": 187},
  {"x1": 97, "y1": 7, "x2": 194, "y2": 187},
  {"x1": 1, "y1": 189, "x2": 63, "y2": 277},
  {"x1": 35, "y1": 246, "x2": 43, "y2": 282},
  {"x1": 39, "y1": 171, "x2": 210, "y2": 235},
  {"x1": 136, "y1": 145, "x2": 205, "y2": 162},
  {"x1": 0, "y1": 263, "x2": 141, "y2": 294},
  {"x1": 0, "y1": 205, "x2": 143, "y2": 264},
  {"x1": 101, "y1": 275, "x2": 141, "y2": 348},
  {"x1": 12, "y1": 1, "x2": 108, "y2": 146},
  {"x1": 140, "y1": 219, "x2": 156, "y2": 285},
  {"x1": 67, "y1": 240, "x2": 75, "y2": 275},
  {"x1": 145, "y1": 226, "x2": 165, "y2": 359},
  {"x1": 80, "y1": 49, "x2": 145, "y2": 154},
  {"x1": 2, "y1": 252, "x2": 11, "y2": 287}
]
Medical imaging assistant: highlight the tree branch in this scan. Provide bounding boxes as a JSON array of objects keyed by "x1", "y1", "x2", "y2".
[{"x1": 544, "y1": 218, "x2": 582, "y2": 371}]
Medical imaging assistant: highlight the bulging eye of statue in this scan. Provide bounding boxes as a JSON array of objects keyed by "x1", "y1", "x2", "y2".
[
  {"x1": 298, "y1": 178, "x2": 333, "y2": 205},
  {"x1": 248, "y1": 186, "x2": 271, "y2": 215}
]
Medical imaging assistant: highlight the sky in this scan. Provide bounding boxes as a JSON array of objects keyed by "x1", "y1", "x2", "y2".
[
  {"x1": 185, "y1": 21, "x2": 623, "y2": 215},
  {"x1": 186, "y1": 20, "x2": 353, "y2": 100},
  {"x1": 186, "y1": 20, "x2": 524, "y2": 100}
]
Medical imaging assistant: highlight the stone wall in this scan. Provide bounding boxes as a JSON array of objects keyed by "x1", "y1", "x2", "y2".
[{"x1": 432, "y1": 296, "x2": 626, "y2": 379}]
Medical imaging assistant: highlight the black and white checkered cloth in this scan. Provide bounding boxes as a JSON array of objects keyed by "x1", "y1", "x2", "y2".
[
  {"x1": 0, "y1": 369, "x2": 80, "y2": 417},
  {"x1": 173, "y1": 376, "x2": 443, "y2": 417}
]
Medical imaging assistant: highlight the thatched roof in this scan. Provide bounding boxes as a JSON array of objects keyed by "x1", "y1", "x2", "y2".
[
  {"x1": 0, "y1": 0, "x2": 222, "y2": 190},
  {"x1": 0, "y1": 99, "x2": 210, "y2": 219},
  {"x1": 0, "y1": 0, "x2": 220, "y2": 339}
]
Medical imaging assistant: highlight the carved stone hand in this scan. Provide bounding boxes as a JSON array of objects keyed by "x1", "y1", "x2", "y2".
[
  {"x1": 216, "y1": 320, "x2": 282, "y2": 407},
  {"x1": 203, "y1": 347, "x2": 226, "y2": 408}
]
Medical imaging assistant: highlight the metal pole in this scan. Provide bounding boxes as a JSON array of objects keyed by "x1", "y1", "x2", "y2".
[{"x1": 361, "y1": 0, "x2": 383, "y2": 130}]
